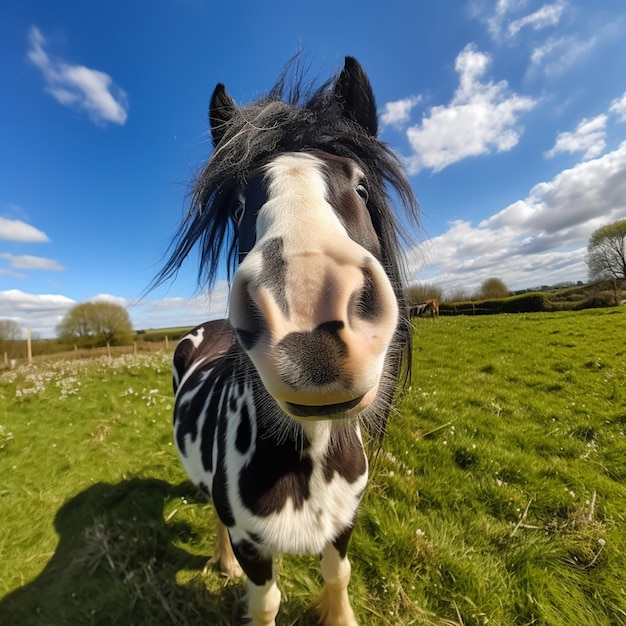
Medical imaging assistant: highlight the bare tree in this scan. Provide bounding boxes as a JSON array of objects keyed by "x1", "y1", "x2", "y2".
[
  {"x1": 0, "y1": 320, "x2": 22, "y2": 362},
  {"x1": 406, "y1": 283, "x2": 443, "y2": 306},
  {"x1": 446, "y1": 288, "x2": 472, "y2": 303},
  {"x1": 0, "y1": 320, "x2": 22, "y2": 342}
]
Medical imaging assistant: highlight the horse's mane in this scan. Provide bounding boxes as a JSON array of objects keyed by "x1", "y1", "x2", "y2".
[
  {"x1": 157, "y1": 63, "x2": 416, "y2": 281},
  {"x1": 155, "y1": 61, "x2": 419, "y2": 388}
]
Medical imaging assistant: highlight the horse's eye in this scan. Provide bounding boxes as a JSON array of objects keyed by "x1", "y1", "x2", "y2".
[
  {"x1": 355, "y1": 184, "x2": 369, "y2": 204},
  {"x1": 231, "y1": 202, "x2": 245, "y2": 226}
]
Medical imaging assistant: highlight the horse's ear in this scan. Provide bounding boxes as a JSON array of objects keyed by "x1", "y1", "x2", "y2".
[
  {"x1": 209, "y1": 83, "x2": 237, "y2": 147},
  {"x1": 333, "y1": 57, "x2": 378, "y2": 136}
]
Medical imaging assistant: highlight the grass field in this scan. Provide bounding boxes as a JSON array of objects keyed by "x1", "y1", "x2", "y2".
[{"x1": 1, "y1": 309, "x2": 625, "y2": 625}]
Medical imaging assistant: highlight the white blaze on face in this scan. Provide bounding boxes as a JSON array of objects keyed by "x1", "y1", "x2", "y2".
[{"x1": 259, "y1": 153, "x2": 348, "y2": 240}]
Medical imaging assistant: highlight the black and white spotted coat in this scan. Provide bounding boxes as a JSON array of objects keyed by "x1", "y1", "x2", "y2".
[{"x1": 173, "y1": 318, "x2": 369, "y2": 573}]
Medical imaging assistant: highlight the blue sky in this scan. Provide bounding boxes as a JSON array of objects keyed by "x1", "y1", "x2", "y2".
[{"x1": 2, "y1": 0, "x2": 626, "y2": 338}]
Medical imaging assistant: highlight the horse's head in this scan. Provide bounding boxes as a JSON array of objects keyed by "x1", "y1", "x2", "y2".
[
  {"x1": 159, "y1": 57, "x2": 417, "y2": 422},
  {"x1": 214, "y1": 59, "x2": 402, "y2": 420},
  {"x1": 227, "y1": 151, "x2": 399, "y2": 419}
]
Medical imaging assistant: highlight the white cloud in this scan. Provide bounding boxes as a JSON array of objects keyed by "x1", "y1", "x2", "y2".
[
  {"x1": 478, "y1": 0, "x2": 604, "y2": 78},
  {"x1": 26, "y1": 26, "x2": 128, "y2": 125},
  {"x1": 508, "y1": 1, "x2": 566, "y2": 37},
  {"x1": 545, "y1": 114, "x2": 607, "y2": 160},
  {"x1": 0, "y1": 217, "x2": 49, "y2": 242},
  {"x1": 89, "y1": 293, "x2": 130, "y2": 308},
  {"x1": 411, "y1": 141, "x2": 626, "y2": 295},
  {"x1": 529, "y1": 34, "x2": 598, "y2": 77},
  {"x1": 501, "y1": 145, "x2": 626, "y2": 232},
  {"x1": 0, "y1": 253, "x2": 64, "y2": 271},
  {"x1": 380, "y1": 96, "x2": 421, "y2": 129},
  {"x1": 403, "y1": 45, "x2": 535, "y2": 174},
  {"x1": 486, "y1": 0, "x2": 519, "y2": 39},
  {"x1": 0, "y1": 289, "x2": 76, "y2": 337},
  {"x1": 609, "y1": 91, "x2": 626, "y2": 122},
  {"x1": 0, "y1": 289, "x2": 74, "y2": 313},
  {"x1": 484, "y1": 0, "x2": 565, "y2": 40}
]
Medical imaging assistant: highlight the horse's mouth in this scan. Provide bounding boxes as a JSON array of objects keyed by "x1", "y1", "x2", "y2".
[{"x1": 284, "y1": 395, "x2": 365, "y2": 419}]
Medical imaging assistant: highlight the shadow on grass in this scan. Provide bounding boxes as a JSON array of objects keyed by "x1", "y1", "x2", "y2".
[{"x1": 0, "y1": 478, "x2": 247, "y2": 625}]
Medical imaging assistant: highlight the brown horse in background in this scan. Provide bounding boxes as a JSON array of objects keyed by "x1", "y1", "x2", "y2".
[{"x1": 411, "y1": 299, "x2": 439, "y2": 318}]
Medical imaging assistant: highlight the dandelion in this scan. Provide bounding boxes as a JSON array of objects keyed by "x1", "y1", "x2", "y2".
[
  {"x1": 141, "y1": 388, "x2": 160, "y2": 406},
  {"x1": 385, "y1": 451, "x2": 398, "y2": 464}
]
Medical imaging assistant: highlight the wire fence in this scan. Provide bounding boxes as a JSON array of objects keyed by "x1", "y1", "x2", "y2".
[{"x1": 2, "y1": 338, "x2": 176, "y2": 370}]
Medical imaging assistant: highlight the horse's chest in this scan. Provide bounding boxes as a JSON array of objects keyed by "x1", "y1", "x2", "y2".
[
  {"x1": 229, "y1": 444, "x2": 368, "y2": 556},
  {"x1": 223, "y1": 400, "x2": 368, "y2": 552}
]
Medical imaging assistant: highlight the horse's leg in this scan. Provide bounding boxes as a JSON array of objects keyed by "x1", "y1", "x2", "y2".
[
  {"x1": 204, "y1": 515, "x2": 243, "y2": 579},
  {"x1": 232, "y1": 542, "x2": 281, "y2": 626},
  {"x1": 316, "y1": 528, "x2": 358, "y2": 626},
  {"x1": 245, "y1": 575, "x2": 281, "y2": 626}
]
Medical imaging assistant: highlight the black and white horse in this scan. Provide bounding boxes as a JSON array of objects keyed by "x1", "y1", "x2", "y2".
[{"x1": 160, "y1": 57, "x2": 417, "y2": 625}]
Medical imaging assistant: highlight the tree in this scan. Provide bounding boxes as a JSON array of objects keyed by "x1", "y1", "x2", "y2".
[
  {"x1": 586, "y1": 219, "x2": 626, "y2": 282},
  {"x1": 56, "y1": 302, "x2": 133, "y2": 347},
  {"x1": 446, "y1": 287, "x2": 472, "y2": 303},
  {"x1": 406, "y1": 283, "x2": 443, "y2": 306},
  {"x1": 0, "y1": 319, "x2": 22, "y2": 342},
  {"x1": 477, "y1": 278, "x2": 509, "y2": 300},
  {"x1": 0, "y1": 319, "x2": 23, "y2": 360}
]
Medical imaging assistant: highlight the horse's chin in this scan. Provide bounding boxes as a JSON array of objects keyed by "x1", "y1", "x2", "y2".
[{"x1": 277, "y1": 382, "x2": 379, "y2": 421}]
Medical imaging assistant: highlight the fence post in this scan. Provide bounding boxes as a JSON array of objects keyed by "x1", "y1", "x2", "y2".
[
  {"x1": 165, "y1": 336, "x2": 169, "y2": 350},
  {"x1": 106, "y1": 342, "x2": 111, "y2": 358},
  {"x1": 27, "y1": 327, "x2": 32, "y2": 365}
]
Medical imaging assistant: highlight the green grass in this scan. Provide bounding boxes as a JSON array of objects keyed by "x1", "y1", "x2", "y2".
[{"x1": 1, "y1": 309, "x2": 625, "y2": 625}]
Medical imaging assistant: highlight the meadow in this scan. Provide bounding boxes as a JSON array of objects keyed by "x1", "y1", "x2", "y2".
[{"x1": 0, "y1": 309, "x2": 625, "y2": 625}]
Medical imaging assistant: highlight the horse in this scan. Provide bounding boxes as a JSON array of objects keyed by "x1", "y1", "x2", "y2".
[
  {"x1": 411, "y1": 299, "x2": 439, "y2": 319},
  {"x1": 158, "y1": 57, "x2": 418, "y2": 626}
]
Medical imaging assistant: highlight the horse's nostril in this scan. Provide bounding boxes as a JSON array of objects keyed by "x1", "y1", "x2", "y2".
[
  {"x1": 349, "y1": 265, "x2": 384, "y2": 324},
  {"x1": 233, "y1": 289, "x2": 265, "y2": 351}
]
